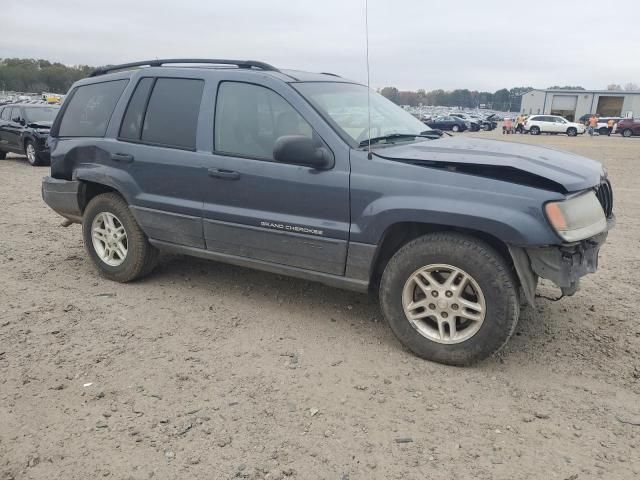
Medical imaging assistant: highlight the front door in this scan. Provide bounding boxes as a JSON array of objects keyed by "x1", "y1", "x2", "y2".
[
  {"x1": 201, "y1": 80, "x2": 351, "y2": 275},
  {"x1": 3, "y1": 107, "x2": 23, "y2": 151}
]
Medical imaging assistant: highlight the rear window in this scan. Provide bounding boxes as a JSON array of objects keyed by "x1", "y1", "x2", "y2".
[
  {"x1": 58, "y1": 80, "x2": 128, "y2": 137},
  {"x1": 140, "y1": 78, "x2": 204, "y2": 149}
]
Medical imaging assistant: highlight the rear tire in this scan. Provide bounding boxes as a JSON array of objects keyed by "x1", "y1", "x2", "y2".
[
  {"x1": 379, "y1": 232, "x2": 519, "y2": 366},
  {"x1": 82, "y1": 193, "x2": 158, "y2": 282},
  {"x1": 452, "y1": 125, "x2": 460, "y2": 132},
  {"x1": 566, "y1": 127, "x2": 577, "y2": 137},
  {"x1": 530, "y1": 126, "x2": 540, "y2": 135},
  {"x1": 622, "y1": 128, "x2": 633, "y2": 138}
]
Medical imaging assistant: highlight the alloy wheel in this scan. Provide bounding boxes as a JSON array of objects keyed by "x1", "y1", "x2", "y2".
[
  {"x1": 91, "y1": 212, "x2": 128, "y2": 266},
  {"x1": 26, "y1": 143, "x2": 36, "y2": 165},
  {"x1": 402, "y1": 264, "x2": 486, "y2": 344}
]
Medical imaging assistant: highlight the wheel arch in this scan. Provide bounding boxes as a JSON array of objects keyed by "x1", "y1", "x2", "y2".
[
  {"x1": 368, "y1": 222, "x2": 522, "y2": 295},
  {"x1": 78, "y1": 180, "x2": 120, "y2": 214}
]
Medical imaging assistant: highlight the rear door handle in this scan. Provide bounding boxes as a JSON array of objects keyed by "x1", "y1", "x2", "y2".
[
  {"x1": 208, "y1": 168, "x2": 240, "y2": 180},
  {"x1": 111, "y1": 153, "x2": 134, "y2": 163}
]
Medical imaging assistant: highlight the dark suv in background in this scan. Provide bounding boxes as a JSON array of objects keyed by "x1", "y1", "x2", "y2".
[
  {"x1": 0, "y1": 104, "x2": 59, "y2": 165},
  {"x1": 42, "y1": 59, "x2": 614, "y2": 365}
]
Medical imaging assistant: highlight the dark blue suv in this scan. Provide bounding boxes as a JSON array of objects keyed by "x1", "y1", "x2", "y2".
[{"x1": 42, "y1": 59, "x2": 614, "y2": 365}]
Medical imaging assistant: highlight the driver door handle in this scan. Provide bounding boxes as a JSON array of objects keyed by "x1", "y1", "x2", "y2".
[
  {"x1": 111, "y1": 153, "x2": 134, "y2": 163},
  {"x1": 208, "y1": 168, "x2": 240, "y2": 180}
]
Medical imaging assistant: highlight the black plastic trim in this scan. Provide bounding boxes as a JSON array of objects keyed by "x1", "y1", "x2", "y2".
[
  {"x1": 149, "y1": 239, "x2": 369, "y2": 293},
  {"x1": 90, "y1": 59, "x2": 280, "y2": 77}
]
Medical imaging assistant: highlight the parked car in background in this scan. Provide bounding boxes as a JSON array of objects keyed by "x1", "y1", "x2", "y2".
[
  {"x1": 616, "y1": 118, "x2": 640, "y2": 137},
  {"x1": 524, "y1": 115, "x2": 585, "y2": 136},
  {"x1": 424, "y1": 115, "x2": 468, "y2": 132},
  {"x1": 0, "y1": 104, "x2": 59, "y2": 165},
  {"x1": 479, "y1": 114, "x2": 498, "y2": 131},
  {"x1": 451, "y1": 113, "x2": 480, "y2": 131}
]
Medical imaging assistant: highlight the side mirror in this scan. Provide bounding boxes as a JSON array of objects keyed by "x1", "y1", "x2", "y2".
[{"x1": 273, "y1": 135, "x2": 333, "y2": 169}]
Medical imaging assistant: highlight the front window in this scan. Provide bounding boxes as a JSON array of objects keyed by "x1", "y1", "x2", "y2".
[
  {"x1": 24, "y1": 107, "x2": 59, "y2": 123},
  {"x1": 215, "y1": 81, "x2": 319, "y2": 160},
  {"x1": 294, "y1": 82, "x2": 431, "y2": 147}
]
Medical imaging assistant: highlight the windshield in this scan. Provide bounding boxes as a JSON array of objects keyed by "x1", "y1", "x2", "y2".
[
  {"x1": 24, "y1": 107, "x2": 59, "y2": 123},
  {"x1": 294, "y1": 82, "x2": 431, "y2": 147}
]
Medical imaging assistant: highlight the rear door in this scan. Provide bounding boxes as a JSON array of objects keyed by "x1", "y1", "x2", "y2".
[
  {"x1": 201, "y1": 79, "x2": 350, "y2": 275},
  {"x1": 110, "y1": 76, "x2": 208, "y2": 248},
  {"x1": 539, "y1": 116, "x2": 554, "y2": 132}
]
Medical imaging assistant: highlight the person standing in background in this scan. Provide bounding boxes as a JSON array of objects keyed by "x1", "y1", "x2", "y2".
[
  {"x1": 588, "y1": 115, "x2": 598, "y2": 136},
  {"x1": 607, "y1": 118, "x2": 615, "y2": 136}
]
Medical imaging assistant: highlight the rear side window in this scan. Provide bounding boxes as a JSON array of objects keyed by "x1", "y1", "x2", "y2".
[
  {"x1": 119, "y1": 77, "x2": 154, "y2": 140},
  {"x1": 58, "y1": 80, "x2": 128, "y2": 137},
  {"x1": 140, "y1": 78, "x2": 204, "y2": 149}
]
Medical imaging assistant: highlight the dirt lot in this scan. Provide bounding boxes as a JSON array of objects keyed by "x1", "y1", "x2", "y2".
[{"x1": 1, "y1": 130, "x2": 639, "y2": 480}]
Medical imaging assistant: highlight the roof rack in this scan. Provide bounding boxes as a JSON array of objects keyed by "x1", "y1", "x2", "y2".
[{"x1": 89, "y1": 58, "x2": 280, "y2": 77}]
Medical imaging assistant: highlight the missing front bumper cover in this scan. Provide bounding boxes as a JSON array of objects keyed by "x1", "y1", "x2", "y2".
[
  {"x1": 527, "y1": 231, "x2": 608, "y2": 297},
  {"x1": 509, "y1": 226, "x2": 611, "y2": 305}
]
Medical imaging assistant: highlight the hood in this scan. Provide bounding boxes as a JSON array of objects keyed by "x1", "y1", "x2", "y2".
[{"x1": 373, "y1": 136, "x2": 604, "y2": 193}]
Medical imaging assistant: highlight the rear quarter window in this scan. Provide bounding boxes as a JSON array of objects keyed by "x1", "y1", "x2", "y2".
[{"x1": 57, "y1": 79, "x2": 128, "y2": 137}]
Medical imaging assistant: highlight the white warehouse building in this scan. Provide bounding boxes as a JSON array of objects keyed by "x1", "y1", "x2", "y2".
[{"x1": 520, "y1": 89, "x2": 640, "y2": 122}]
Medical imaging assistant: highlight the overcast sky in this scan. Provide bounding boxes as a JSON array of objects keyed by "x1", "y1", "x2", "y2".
[{"x1": 2, "y1": 0, "x2": 638, "y2": 91}]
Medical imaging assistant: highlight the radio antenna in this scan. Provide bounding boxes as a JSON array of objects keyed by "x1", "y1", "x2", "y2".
[{"x1": 365, "y1": 0, "x2": 372, "y2": 159}]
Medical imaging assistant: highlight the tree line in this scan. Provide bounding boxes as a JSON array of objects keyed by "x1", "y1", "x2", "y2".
[
  {"x1": 2, "y1": 57, "x2": 637, "y2": 110},
  {"x1": 0, "y1": 58, "x2": 94, "y2": 94}
]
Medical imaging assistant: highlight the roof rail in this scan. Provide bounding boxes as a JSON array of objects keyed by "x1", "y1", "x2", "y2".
[
  {"x1": 89, "y1": 59, "x2": 280, "y2": 77},
  {"x1": 320, "y1": 72, "x2": 341, "y2": 77}
]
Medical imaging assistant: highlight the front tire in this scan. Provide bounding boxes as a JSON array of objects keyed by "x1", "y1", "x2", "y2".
[
  {"x1": 379, "y1": 233, "x2": 519, "y2": 366},
  {"x1": 530, "y1": 126, "x2": 540, "y2": 135},
  {"x1": 452, "y1": 125, "x2": 460, "y2": 132},
  {"x1": 622, "y1": 128, "x2": 633, "y2": 137},
  {"x1": 25, "y1": 140, "x2": 45, "y2": 166},
  {"x1": 82, "y1": 193, "x2": 158, "y2": 282}
]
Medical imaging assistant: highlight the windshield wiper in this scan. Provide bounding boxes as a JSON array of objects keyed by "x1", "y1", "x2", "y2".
[{"x1": 358, "y1": 132, "x2": 440, "y2": 148}]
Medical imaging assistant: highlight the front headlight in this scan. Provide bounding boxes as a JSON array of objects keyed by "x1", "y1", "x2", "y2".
[{"x1": 544, "y1": 191, "x2": 606, "y2": 242}]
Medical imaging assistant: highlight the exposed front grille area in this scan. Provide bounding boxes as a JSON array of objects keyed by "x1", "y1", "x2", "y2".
[{"x1": 595, "y1": 179, "x2": 613, "y2": 218}]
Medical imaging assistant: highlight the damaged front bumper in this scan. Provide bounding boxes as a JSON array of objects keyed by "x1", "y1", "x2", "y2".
[{"x1": 509, "y1": 218, "x2": 613, "y2": 304}]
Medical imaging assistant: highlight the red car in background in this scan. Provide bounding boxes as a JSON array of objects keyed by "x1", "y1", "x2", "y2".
[{"x1": 617, "y1": 118, "x2": 640, "y2": 137}]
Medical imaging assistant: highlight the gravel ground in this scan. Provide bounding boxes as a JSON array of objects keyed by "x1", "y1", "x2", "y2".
[{"x1": 1, "y1": 130, "x2": 639, "y2": 480}]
